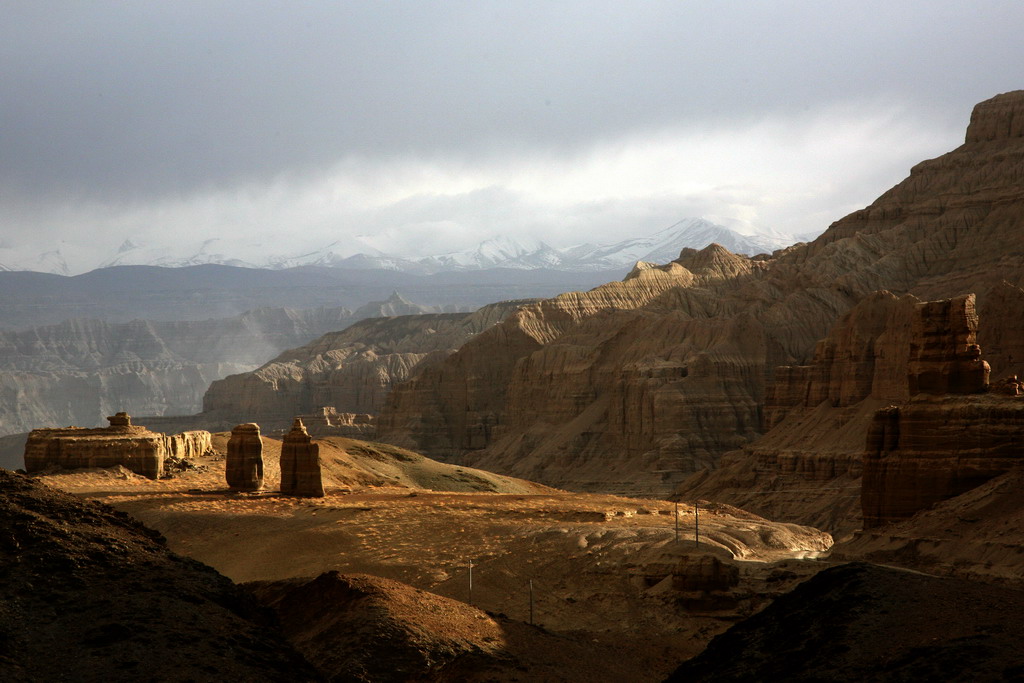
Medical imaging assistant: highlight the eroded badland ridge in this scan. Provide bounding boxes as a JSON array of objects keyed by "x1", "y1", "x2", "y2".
[{"x1": 367, "y1": 91, "x2": 1024, "y2": 499}]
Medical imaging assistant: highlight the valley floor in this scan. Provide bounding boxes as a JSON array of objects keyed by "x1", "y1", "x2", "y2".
[{"x1": 39, "y1": 440, "x2": 832, "y2": 681}]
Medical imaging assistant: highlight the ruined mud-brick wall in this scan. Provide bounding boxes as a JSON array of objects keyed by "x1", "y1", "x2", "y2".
[{"x1": 23, "y1": 413, "x2": 211, "y2": 479}]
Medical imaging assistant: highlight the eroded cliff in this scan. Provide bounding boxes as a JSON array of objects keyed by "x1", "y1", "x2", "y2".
[
  {"x1": 201, "y1": 299, "x2": 531, "y2": 431},
  {"x1": 372, "y1": 94, "x2": 1024, "y2": 496}
]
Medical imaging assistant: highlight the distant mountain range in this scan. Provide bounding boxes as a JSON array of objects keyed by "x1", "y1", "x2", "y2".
[{"x1": 0, "y1": 218, "x2": 796, "y2": 276}]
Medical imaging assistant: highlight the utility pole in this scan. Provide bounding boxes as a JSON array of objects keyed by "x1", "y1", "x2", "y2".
[
  {"x1": 468, "y1": 559, "x2": 473, "y2": 604},
  {"x1": 694, "y1": 501, "x2": 699, "y2": 548},
  {"x1": 674, "y1": 501, "x2": 679, "y2": 542}
]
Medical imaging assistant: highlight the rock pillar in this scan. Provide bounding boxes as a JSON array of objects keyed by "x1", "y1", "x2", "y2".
[
  {"x1": 226, "y1": 423, "x2": 264, "y2": 491},
  {"x1": 908, "y1": 294, "x2": 990, "y2": 395},
  {"x1": 280, "y1": 418, "x2": 324, "y2": 497}
]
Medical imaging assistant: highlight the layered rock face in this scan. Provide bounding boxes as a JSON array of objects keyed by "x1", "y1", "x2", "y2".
[
  {"x1": 907, "y1": 294, "x2": 990, "y2": 395},
  {"x1": 376, "y1": 92, "x2": 1024, "y2": 495},
  {"x1": 23, "y1": 412, "x2": 211, "y2": 479},
  {"x1": 0, "y1": 305, "x2": 358, "y2": 436},
  {"x1": 862, "y1": 397, "x2": 1024, "y2": 528},
  {"x1": 279, "y1": 418, "x2": 324, "y2": 497},
  {"x1": 202, "y1": 299, "x2": 529, "y2": 431},
  {"x1": 862, "y1": 295, "x2": 1023, "y2": 527},
  {"x1": 681, "y1": 285, "x2": 1024, "y2": 533},
  {"x1": 226, "y1": 423, "x2": 264, "y2": 491}
]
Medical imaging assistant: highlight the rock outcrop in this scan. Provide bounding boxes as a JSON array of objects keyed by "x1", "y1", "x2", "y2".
[
  {"x1": 0, "y1": 469, "x2": 318, "y2": 682},
  {"x1": 279, "y1": 418, "x2": 324, "y2": 497},
  {"x1": 907, "y1": 294, "x2": 990, "y2": 395},
  {"x1": 680, "y1": 288, "x2": 1024, "y2": 535},
  {"x1": 666, "y1": 562, "x2": 1024, "y2": 682},
  {"x1": 370, "y1": 91, "x2": 1024, "y2": 496},
  {"x1": 226, "y1": 423, "x2": 264, "y2": 491},
  {"x1": 293, "y1": 408, "x2": 375, "y2": 439},
  {"x1": 857, "y1": 293, "x2": 1023, "y2": 528},
  {"x1": 862, "y1": 397, "x2": 1024, "y2": 528},
  {"x1": 23, "y1": 412, "x2": 212, "y2": 479}
]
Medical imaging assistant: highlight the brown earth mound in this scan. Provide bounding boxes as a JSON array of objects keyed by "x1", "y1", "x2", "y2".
[
  {"x1": 0, "y1": 468, "x2": 319, "y2": 682},
  {"x1": 666, "y1": 562, "x2": 1024, "y2": 682},
  {"x1": 248, "y1": 571, "x2": 679, "y2": 683}
]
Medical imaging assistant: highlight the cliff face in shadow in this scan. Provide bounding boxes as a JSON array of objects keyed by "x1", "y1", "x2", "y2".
[{"x1": 375, "y1": 91, "x2": 1024, "y2": 496}]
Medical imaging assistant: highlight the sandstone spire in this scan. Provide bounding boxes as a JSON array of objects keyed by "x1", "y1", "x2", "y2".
[
  {"x1": 226, "y1": 423, "x2": 264, "y2": 491},
  {"x1": 280, "y1": 418, "x2": 325, "y2": 497},
  {"x1": 908, "y1": 294, "x2": 990, "y2": 395}
]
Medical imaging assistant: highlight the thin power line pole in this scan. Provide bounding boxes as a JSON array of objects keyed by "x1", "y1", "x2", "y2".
[
  {"x1": 674, "y1": 501, "x2": 679, "y2": 542},
  {"x1": 694, "y1": 501, "x2": 699, "y2": 548},
  {"x1": 468, "y1": 559, "x2": 473, "y2": 604}
]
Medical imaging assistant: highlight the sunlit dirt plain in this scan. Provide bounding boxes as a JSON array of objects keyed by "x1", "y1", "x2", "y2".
[{"x1": 40, "y1": 433, "x2": 832, "y2": 680}]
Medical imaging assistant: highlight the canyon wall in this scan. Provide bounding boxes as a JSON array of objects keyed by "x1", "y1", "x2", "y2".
[
  {"x1": 0, "y1": 295, "x2": 443, "y2": 436},
  {"x1": 376, "y1": 91, "x2": 1024, "y2": 497},
  {"x1": 680, "y1": 286, "x2": 1024, "y2": 534},
  {"x1": 200, "y1": 299, "x2": 531, "y2": 431}
]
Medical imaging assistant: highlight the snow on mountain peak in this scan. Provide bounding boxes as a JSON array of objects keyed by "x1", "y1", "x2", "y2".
[{"x1": 4, "y1": 217, "x2": 796, "y2": 275}]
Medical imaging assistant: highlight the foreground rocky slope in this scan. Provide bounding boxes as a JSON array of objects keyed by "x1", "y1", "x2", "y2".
[
  {"x1": 0, "y1": 469, "x2": 318, "y2": 681},
  {"x1": 667, "y1": 562, "x2": 1024, "y2": 682},
  {"x1": 375, "y1": 91, "x2": 1024, "y2": 495},
  {"x1": 248, "y1": 571, "x2": 686, "y2": 682}
]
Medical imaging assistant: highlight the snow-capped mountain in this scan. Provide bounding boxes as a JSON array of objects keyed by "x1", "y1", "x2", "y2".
[
  {"x1": 560, "y1": 218, "x2": 789, "y2": 270},
  {"x1": 100, "y1": 238, "x2": 258, "y2": 269},
  {"x1": 3, "y1": 218, "x2": 795, "y2": 275},
  {"x1": 420, "y1": 236, "x2": 566, "y2": 271}
]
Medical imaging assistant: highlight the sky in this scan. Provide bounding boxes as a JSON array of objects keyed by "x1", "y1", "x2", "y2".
[{"x1": 2, "y1": 1, "x2": 1023, "y2": 272}]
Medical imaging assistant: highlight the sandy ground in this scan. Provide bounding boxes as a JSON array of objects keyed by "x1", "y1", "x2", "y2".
[{"x1": 38, "y1": 434, "x2": 835, "y2": 679}]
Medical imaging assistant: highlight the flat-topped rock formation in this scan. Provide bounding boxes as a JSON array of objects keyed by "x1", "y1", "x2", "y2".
[
  {"x1": 373, "y1": 94, "x2": 1024, "y2": 496},
  {"x1": 226, "y1": 423, "x2": 264, "y2": 491},
  {"x1": 23, "y1": 412, "x2": 211, "y2": 479},
  {"x1": 279, "y1": 418, "x2": 324, "y2": 497},
  {"x1": 859, "y1": 292, "x2": 1023, "y2": 527},
  {"x1": 862, "y1": 396, "x2": 1024, "y2": 528}
]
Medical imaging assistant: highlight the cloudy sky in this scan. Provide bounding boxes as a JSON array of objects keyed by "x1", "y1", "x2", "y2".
[{"x1": 3, "y1": 1, "x2": 1023, "y2": 272}]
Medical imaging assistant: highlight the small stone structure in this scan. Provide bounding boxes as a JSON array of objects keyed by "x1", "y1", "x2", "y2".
[
  {"x1": 23, "y1": 412, "x2": 212, "y2": 479},
  {"x1": 280, "y1": 418, "x2": 325, "y2": 497},
  {"x1": 294, "y1": 407, "x2": 375, "y2": 439},
  {"x1": 226, "y1": 423, "x2": 264, "y2": 491}
]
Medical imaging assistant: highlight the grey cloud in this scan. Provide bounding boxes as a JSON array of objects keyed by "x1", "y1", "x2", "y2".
[{"x1": 3, "y1": 1, "x2": 1024, "y2": 204}]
